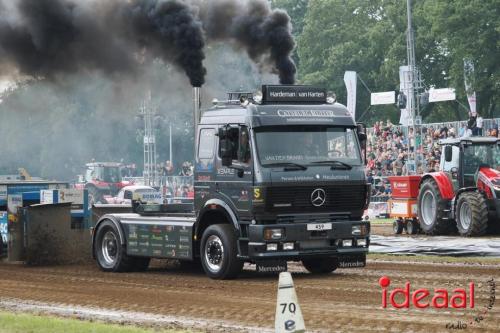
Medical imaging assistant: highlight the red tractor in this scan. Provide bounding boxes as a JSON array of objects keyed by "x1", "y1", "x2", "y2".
[
  {"x1": 75, "y1": 162, "x2": 131, "y2": 204},
  {"x1": 417, "y1": 137, "x2": 500, "y2": 236}
]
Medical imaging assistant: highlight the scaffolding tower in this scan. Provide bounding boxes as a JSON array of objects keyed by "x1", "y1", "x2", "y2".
[{"x1": 140, "y1": 92, "x2": 157, "y2": 186}]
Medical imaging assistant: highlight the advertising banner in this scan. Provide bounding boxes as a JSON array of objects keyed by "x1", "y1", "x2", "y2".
[
  {"x1": 0, "y1": 211, "x2": 7, "y2": 244},
  {"x1": 463, "y1": 59, "x2": 476, "y2": 114},
  {"x1": 343, "y1": 71, "x2": 357, "y2": 119},
  {"x1": 399, "y1": 66, "x2": 410, "y2": 126},
  {"x1": 370, "y1": 91, "x2": 395, "y2": 105},
  {"x1": 429, "y1": 88, "x2": 456, "y2": 102}
]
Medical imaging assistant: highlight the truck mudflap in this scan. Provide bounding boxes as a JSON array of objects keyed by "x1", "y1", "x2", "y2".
[{"x1": 121, "y1": 219, "x2": 195, "y2": 260}]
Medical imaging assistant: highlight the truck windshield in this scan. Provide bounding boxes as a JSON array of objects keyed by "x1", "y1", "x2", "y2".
[{"x1": 255, "y1": 126, "x2": 362, "y2": 167}]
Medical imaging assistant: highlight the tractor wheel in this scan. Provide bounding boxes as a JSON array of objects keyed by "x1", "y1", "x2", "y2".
[
  {"x1": 393, "y1": 220, "x2": 404, "y2": 234},
  {"x1": 417, "y1": 179, "x2": 454, "y2": 235},
  {"x1": 456, "y1": 192, "x2": 488, "y2": 236},
  {"x1": 302, "y1": 257, "x2": 338, "y2": 274},
  {"x1": 200, "y1": 224, "x2": 243, "y2": 279},
  {"x1": 405, "y1": 219, "x2": 419, "y2": 235}
]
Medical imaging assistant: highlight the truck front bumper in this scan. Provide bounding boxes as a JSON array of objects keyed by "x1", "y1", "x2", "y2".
[{"x1": 246, "y1": 220, "x2": 370, "y2": 260}]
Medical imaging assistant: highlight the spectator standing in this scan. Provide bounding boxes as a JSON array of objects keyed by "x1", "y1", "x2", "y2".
[
  {"x1": 477, "y1": 114, "x2": 483, "y2": 136},
  {"x1": 468, "y1": 111, "x2": 478, "y2": 136}
]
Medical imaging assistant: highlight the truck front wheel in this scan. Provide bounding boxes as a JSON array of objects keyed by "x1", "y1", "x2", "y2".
[
  {"x1": 302, "y1": 257, "x2": 338, "y2": 274},
  {"x1": 200, "y1": 224, "x2": 243, "y2": 279}
]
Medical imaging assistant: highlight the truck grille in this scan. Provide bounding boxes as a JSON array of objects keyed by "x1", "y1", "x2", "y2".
[{"x1": 266, "y1": 185, "x2": 367, "y2": 212}]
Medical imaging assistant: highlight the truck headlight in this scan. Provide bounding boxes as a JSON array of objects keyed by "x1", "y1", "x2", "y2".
[
  {"x1": 357, "y1": 238, "x2": 367, "y2": 247},
  {"x1": 266, "y1": 243, "x2": 278, "y2": 251},
  {"x1": 264, "y1": 228, "x2": 284, "y2": 240},
  {"x1": 342, "y1": 239, "x2": 353, "y2": 247},
  {"x1": 283, "y1": 242, "x2": 294, "y2": 250}
]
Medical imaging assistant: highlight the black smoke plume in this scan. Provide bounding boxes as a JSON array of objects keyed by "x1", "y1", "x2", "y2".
[
  {"x1": 197, "y1": 0, "x2": 296, "y2": 84},
  {"x1": 0, "y1": 0, "x2": 296, "y2": 86},
  {"x1": 0, "y1": 0, "x2": 206, "y2": 86}
]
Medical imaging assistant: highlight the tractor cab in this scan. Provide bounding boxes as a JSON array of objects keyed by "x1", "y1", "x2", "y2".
[{"x1": 440, "y1": 137, "x2": 500, "y2": 189}]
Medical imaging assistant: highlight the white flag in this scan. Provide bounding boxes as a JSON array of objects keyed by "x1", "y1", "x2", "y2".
[
  {"x1": 344, "y1": 71, "x2": 357, "y2": 120},
  {"x1": 463, "y1": 59, "x2": 476, "y2": 114},
  {"x1": 399, "y1": 66, "x2": 411, "y2": 126}
]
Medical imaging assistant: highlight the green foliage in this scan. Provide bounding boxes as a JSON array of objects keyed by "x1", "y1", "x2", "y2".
[{"x1": 296, "y1": 0, "x2": 500, "y2": 125}]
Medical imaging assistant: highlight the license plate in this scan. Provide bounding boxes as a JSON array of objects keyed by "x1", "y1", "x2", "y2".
[
  {"x1": 307, "y1": 223, "x2": 332, "y2": 231},
  {"x1": 256, "y1": 261, "x2": 287, "y2": 273}
]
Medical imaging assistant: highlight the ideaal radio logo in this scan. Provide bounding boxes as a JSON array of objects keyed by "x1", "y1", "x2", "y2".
[{"x1": 379, "y1": 276, "x2": 496, "y2": 329}]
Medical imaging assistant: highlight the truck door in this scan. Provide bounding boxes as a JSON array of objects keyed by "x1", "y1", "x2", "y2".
[
  {"x1": 215, "y1": 125, "x2": 253, "y2": 218},
  {"x1": 194, "y1": 127, "x2": 216, "y2": 210}
]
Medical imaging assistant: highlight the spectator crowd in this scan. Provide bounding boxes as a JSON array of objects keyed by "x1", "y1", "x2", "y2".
[{"x1": 367, "y1": 113, "x2": 500, "y2": 200}]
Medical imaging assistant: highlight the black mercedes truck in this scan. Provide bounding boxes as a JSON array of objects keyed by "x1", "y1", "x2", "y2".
[{"x1": 92, "y1": 85, "x2": 371, "y2": 279}]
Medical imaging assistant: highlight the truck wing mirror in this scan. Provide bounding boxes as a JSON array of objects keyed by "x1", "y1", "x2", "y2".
[
  {"x1": 444, "y1": 145, "x2": 453, "y2": 162},
  {"x1": 356, "y1": 123, "x2": 367, "y2": 165}
]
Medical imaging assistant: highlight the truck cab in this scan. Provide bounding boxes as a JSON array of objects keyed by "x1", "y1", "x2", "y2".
[{"x1": 93, "y1": 85, "x2": 371, "y2": 279}]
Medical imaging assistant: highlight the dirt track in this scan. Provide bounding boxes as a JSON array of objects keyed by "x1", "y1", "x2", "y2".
[{"x1": 0, "y1": 259, "x2": 499, "y2": 332}]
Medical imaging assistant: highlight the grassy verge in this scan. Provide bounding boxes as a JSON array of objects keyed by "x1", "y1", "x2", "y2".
[
  {"x1": 0, "y1": 312, "x2": 189, "y2": 333},
  {"x1": 368, "y1": 252, "x2": 500, "y2": 265}
]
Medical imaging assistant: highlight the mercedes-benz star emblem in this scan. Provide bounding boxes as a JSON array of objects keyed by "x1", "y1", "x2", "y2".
[{"x1": 311, "y1": 188, "x2": 326, "y2": 207}]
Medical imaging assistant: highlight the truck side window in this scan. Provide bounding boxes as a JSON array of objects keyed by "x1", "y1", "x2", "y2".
[
  {"x1": 237, "y1": 127, "x2": 251, "y2": 164},
  {"x1": 198, "y1": 128, "x2": 215, "y2": 171}
]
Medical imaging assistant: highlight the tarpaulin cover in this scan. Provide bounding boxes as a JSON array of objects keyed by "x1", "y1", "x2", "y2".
[{"x1": 370, "y1": 235, "x2": 500, "y2": 257}]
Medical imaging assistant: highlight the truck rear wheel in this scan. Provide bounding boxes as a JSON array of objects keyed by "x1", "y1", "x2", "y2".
[
  {"x1": 95, "y1": 220, "x2": 136, "y2": 272},
  {"x1": 200, "y1": 224, "x2": 243, "y2": 279},
  {"x1": 302, "y1": 257, "x2": 338, "y2": 274},
  {"x1": 417, "y1": 179, "x2": 453, "y2": 235},
  {"x1": 456, "y1": 192, "x2": 488, "y2": 236}
]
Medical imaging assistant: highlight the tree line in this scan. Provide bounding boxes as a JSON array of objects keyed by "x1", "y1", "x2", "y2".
[{"x1": 273, "y1": 0, "x2": 499, "y2": 125}]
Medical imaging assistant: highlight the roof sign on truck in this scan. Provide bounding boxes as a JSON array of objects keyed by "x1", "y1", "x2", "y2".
[{"x1": 262, "y1": 85, "x2": 326, "y2": 104}]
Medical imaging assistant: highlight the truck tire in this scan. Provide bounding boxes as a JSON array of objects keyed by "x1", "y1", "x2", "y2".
[
  {"x1": 456, "y1": 192, "x2": 488, "y2": 236},
  {"x1": 417, "y1": 179, "x2": 453, "y2": 235},
  {"x1": 95, "y1": 220, "x2": 135, "y2": 272},
  {"x1": 302, "y1": 257, "x2": 338, "y2": 274},
  {"x1": 200, "y1": 224, "x2": 243, "y2": 279}
]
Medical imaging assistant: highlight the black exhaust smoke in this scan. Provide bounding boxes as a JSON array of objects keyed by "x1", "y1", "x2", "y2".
[
  {"x1": 0, "y1": 0, "x2": 296, "y2": 86},
  {"x1": 197, "y1": 0, "x2": 296, "y2": 84},
  {"x1": 0, "y1": 0, "x2": 206, "y2": 86}
]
